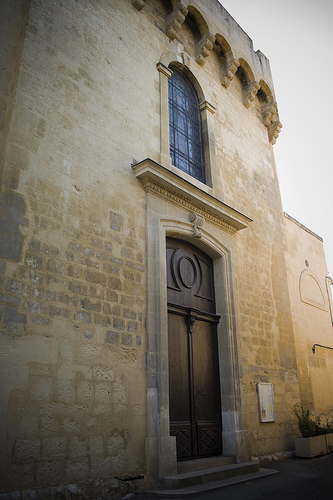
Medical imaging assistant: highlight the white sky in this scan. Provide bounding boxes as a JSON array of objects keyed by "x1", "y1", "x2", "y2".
[{"x1": 217, "y1": 0, "x2": 333, "y2": 275}]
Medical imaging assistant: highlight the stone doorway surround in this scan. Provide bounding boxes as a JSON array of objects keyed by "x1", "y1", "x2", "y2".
[{"x1": 132, "y1": 158, "x2": 252, "y2": 486}]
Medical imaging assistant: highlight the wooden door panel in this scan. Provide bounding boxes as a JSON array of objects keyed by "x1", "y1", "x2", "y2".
[
  {"x1": 168, "y1": 312, "x2": 190, "y2": 422},
  {"x1": 197, "y1": 421, "x2": 222, "y2": 456},
  {"x1": 170, "y1": 423, "x2": 192, "y2": 459},
  {"x1": 192, "y1": 320, "x2": 221, "y2": 422},
  {"x1": 167, "y1": 237, "x2": 222, "y2": 460},
  {"x1": 166, "y1": 240, "x2": 215, "y2": 314}
]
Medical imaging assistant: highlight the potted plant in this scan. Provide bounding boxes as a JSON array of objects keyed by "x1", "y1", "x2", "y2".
[
  {"x1": 321, "y1": 419, "x2": 333, "y2": 453},
  {"x1": 294, "y1": 406, "x2": 333, "y2": 458}
]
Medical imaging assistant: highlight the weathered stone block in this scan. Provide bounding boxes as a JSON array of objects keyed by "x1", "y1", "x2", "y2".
[
  {"x1": 47, "y1": 259, "x2": 65, "y2": 275},
  {"x1": 25, "y1": 252, "x2": 43, "y2": 268},
  {"x1": 74, "y1": 310, "x2": 91, "y2": 323},
  {"x1": 95, "y1": 382, "x2": 112, "y2": 403},
  {"x1": 110, "y1": 211, "x2": 123, "y2": 231},
  {"x1": 93, "y1": 366, "x2": 114, "y2": 380},
  {"x1": 36, "y1": 459, "x2": 63, "y2": 486},
  {"x1": 121, "y1": 333, "x2": 132, "y2": 346},
  {"x1": 0, "y1": 260, "x2": 6, "y2": 274},
  {"x1": 127, "y1": 321, "x2": 138, "y2": 332},
  {"x1": 56, "y1": 379, "x2": 75, "y2": 402},
  {"x1": 89, "y1": 435, "x2": 104, "y2": 455},
  {"x1": 13, "y1": 439, "x2": 41, "y2": 462},
  {"x1": 42, "y1": 437, "x2": 67, "y2": 459},
  {"x1": 105, "y1": 331, "x2": 119, "y2": 344},
  {"x1": 81, "y1": 298, "x2": 101, "y2": 311},
  {"x1": 64, "y1": 459, "x2": 89, "y2": 482},
  {"x1": 68, "y1": 437, "x2": 88, "y2": 458},
  {"x1": 42, "y1": 244, "x2": 60, "y2": 257},
  {"x1": 85, "y1": 270, "x2": 107, "y2": 285},
  {"x1": 77, "y1": 381, "x2": 94, "y2": 401},
  {"x1": 31, "y1": 378, "x2": 53, "y2": 401},
  {"x1": 0, "y1": 294, "x2": 19, "y2": 305},
  {"x1": 113, "y1": 318, "x2": 125, "y2": 330},
  {"x1": 90, "y1": 455, "x2": 111, "y2": 477}
]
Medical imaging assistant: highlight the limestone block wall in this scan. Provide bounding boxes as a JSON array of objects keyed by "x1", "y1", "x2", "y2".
[
  {"x1": 216, "y1": 73, "x2": 300, "y2": 457},
  {"x1": 0, "y1": 0, "x2": 317, "y2": 495},
  {"x1": 284, "y1": 214, "x2": 333, "y2": 420},
  {"x1": 0, "y1": 0, "x2": 149, "y2": 495},
  {"x1": 130, "y1": 0, "x2": 298, "y2": 460}
]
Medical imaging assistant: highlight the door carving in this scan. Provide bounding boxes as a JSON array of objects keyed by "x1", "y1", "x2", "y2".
[{"x1": 167, "y1": 238, "x2": 222, "y2": 460}]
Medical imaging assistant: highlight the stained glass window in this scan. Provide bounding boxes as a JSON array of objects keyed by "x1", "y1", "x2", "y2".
[{"x1": 168, "y1": 68, "x2": 205, "y2": 183}]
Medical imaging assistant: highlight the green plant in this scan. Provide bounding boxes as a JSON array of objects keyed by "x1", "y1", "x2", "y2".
[
  {"x1": 294, "y1": 406, "x2": 333, "y2": 437},
  {"x1": 294, "y1": 406, "x2": 317, "y2": 437},
  {"x1": 316, "y1": 418, "x2": 333, "y2": 435}
]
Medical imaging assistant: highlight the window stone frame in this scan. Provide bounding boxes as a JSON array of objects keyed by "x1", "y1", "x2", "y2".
[{"x1": 157, "y1": 52, "x2": 216, "y2": 188}]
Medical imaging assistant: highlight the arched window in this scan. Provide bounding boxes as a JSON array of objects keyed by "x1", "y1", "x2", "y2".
[{"x1": 168, "y1": 67, "x2": 205, "y2": 183}]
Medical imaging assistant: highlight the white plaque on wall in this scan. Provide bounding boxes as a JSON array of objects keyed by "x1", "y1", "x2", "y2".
[{"x1": 257, "y1": 383, "x2": 276, "y2": 422}]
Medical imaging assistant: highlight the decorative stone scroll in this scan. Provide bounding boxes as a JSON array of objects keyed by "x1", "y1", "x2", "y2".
[
  {"x1": 190, "y1": 213, "x2": 204, "y2": 238},
  {"x1": 166, "y1": 3, "x2": 188, "y2": 40}
]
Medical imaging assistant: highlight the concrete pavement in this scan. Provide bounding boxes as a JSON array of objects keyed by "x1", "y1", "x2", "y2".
[{"x1": 133, "y1": 453, "x2": 333, "y2": 499}]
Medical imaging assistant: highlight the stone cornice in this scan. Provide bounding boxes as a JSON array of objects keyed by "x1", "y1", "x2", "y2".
[{"x1": 132, "y1": 158, "x2": 252, "y2": 234}]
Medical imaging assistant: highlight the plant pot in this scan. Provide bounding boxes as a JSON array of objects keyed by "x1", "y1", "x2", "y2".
[
  {"x1": 295, "y1": 435, "x2": 327, "y2": 458},
  {"x1": 325, "y1": 433, "x2": 333, "y2": 453}
]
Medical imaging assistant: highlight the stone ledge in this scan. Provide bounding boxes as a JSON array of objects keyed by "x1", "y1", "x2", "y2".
[{"x1": 132, "y1": 158, "x2": 252, "y2": 234}]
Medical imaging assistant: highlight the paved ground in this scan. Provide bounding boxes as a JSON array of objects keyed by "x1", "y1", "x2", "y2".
[{"x1": 133, "y1": 453, "x2": 333, "y2": 499}]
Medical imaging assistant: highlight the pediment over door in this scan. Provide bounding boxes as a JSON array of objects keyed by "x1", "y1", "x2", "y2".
[{"x1": 132, "y1": 158, "x2": 252, "y2": 234}]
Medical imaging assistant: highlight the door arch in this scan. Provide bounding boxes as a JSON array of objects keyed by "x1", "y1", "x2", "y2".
[{"x1": 167, "y1": 237, "x2": 222, "y2": 459}]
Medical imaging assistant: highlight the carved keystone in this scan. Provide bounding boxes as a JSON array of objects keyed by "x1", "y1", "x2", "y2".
[
  {"x1": 166, "y1": 4, "x2": 188, "y2": 40},
  {"x1": 190, "y1": 213, "x2": 204, "y2": 238}
]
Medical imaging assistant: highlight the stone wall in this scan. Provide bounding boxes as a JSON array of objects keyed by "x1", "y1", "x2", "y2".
[
  {"x1": 284, "y1": 214, "x2": 333, "y2": 420},
  {"x1": 0, "y1": 0, "x2": 148, "y2": 495},
  {"x1": 0, "y1": 0, "x2": 332, "y2": 497}
]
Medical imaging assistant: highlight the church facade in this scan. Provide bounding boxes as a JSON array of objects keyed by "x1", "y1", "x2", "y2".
[{"x1": 0, "y1": 0, "x2": 332, "y2": 497}]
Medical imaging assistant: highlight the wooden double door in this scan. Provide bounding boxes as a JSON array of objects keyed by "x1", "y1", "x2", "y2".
[{"x1": 166, "y1": 238, "x2": 222, "y2": 460}]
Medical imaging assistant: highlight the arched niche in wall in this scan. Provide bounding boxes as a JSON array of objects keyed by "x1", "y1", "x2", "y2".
[
  {"x1": 236, "y1": 58, "x2": 260, "y2": 108},
  {"x1": 300, "y1": 268, "x2": 327, "y2": 311},
  {"x1": 213, "y1": 34, "x2": 239, "y2": 88},
  {"x1": 163, "y1": 2, "x2": 215, "y2": 65},
  {"x1": 186, "y1": 5, "x2": 215, "y2": 65}
]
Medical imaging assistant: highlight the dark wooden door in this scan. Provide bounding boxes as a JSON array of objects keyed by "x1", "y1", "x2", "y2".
[{"x1": 167, "y1": 238, "x2": 222, "y2": 460}]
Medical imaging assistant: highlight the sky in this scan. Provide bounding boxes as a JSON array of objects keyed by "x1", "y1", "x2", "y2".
[{"x1": 217, "y1": 0, "x2": 333, "y2": 275}]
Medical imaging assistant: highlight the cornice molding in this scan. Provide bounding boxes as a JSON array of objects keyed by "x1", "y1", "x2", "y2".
[{"x1": 132, "y1": 158, "x2": 252, "y2": 234}]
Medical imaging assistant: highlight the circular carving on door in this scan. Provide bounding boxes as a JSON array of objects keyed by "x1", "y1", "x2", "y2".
[{"x1": 178, "y1": 256, "x2": 198, "y2": 289}]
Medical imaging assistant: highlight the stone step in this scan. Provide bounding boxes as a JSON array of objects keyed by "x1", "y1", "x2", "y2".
[
  {"x1": 161, "y1": 461, "x2": 260, "y2": 490},
  {"x1": 146, "y1": 468, "x2": 278, "y2": 497},
  {"x1": 177, "y1": 455, "x2": 235, "y2": 474}
]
